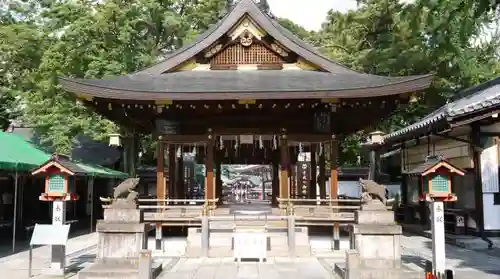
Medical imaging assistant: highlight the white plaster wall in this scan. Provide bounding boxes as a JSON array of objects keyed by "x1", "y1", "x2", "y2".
[
  {"x1": 480, "y1": 137, "x2": 500, "y2": 230},
  {"x1": 483, "y1": 193, "x2": 500, "y2": 230}
]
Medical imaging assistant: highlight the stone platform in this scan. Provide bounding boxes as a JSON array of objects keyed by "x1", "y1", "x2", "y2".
[
  {"x1": 78, "y1": 260, "x2": 163, "y2": 279},
  {"x1": 186, "y1": 227, "x2": 310, "y2": 257}
]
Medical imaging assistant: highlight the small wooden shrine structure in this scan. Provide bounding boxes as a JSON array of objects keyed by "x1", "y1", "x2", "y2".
[
  {"x1": 32, "y1": 154, "x2": 82, "y2": 201},
  {"x1": 59, "y1": 0, "x2": 432, "y2": 231},
  {"x1": 407, "y1": 155, "x2": 464, "y2": 202}
]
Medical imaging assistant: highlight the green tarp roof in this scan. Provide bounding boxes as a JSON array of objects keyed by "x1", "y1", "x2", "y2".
[
  {"x1": 0, "y1": 131, "x2": 128, "y2": 178},
  {"x1": 0, "y1": 131, "x2": 49, "y2": 172}
]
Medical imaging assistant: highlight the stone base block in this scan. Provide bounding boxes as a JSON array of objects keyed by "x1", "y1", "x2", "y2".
[
  {"x1": 78, "y1": 261, "x2": 162, "y2": 279},
  {"x1": 356, "y1": 210, "x2": 395, "y2": 225},
  {"x1": 104, "y1": 208, "x2": 142, "y2": 223},
  {"x1": 97, "y1": 230, "x2": 146, "y2": 259},
  {"x1": 352, "y1": 224, "x2": 402, "y2": 235}
]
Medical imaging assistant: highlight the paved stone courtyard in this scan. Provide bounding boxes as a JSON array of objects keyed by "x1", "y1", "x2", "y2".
[
  {"x1": 1, "y1": 232, "x2": 500, "y2": 279},
  {"x1": 158, "y1": 257, "x2": 338, "y2": 279}
]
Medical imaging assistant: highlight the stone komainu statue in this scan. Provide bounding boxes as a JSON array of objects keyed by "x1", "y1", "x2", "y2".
[
  {"x1": 113, "y1": 178, "x2": 140, "y2": 201},
  {"x1": 358, "y1": 179, "x2": 387, "y2": 205},
  {"x1": 100, "y1": 178, "x2": 140, "y2": 205}
]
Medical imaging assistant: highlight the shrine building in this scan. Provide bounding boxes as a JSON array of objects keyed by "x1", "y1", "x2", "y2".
[{"x1": 59, "y1": 0, "x2": 432, "y2": 241}]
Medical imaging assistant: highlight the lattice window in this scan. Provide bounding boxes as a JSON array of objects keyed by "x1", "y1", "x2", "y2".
[
  {"x1": 48, "y1": 174, "x2": 65, "y2": 193},
  {"x1": 210, "y1": 43, "x2": 284, "y2": 65},
  {"x1": 431, "y1": 174, "x2": 449, "y2": 192}
]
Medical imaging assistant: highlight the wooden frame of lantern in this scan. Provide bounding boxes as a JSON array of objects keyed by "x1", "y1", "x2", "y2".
[
  {"x1": 32, "y1": 156, "x2": 80, "y2": 201},
  {"x1": 408, "y1": 156, "x2": 465, "y2": 202}
]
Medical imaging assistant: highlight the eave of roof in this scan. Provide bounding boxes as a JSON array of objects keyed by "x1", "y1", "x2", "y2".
[
  {"x1": 384, "y1": 77, "x2": 500, "y2": 143},
  {"x1": 135, "y1": 0, "x2": 357, "y2": 75},
  {"x1": 59, "y1": 71, "x2": 433, "y2": 101}
]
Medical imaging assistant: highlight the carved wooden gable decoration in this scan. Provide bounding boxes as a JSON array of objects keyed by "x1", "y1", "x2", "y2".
[{"x1": 205, "y1": 17, "x2": 289, "y2": 67}]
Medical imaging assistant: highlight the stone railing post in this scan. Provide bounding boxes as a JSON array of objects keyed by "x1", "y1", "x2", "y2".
[
  {"x1": 287, "y1": 203, "x2": 295, "y2": 257},
  {"x1": 138, "y1": 250, "x2": 152, "y2": 279},
  {"x1": 201, "y1": 203, "x2": 210, "y2": 257}
]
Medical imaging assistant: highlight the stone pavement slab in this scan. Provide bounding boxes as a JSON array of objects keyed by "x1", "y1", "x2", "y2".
[
  {"x1": 158, "y1": 257, "x2": 340, "y2": 279},
  {"x1": 0, "y1": 232, "x2": 97, "y2": 279}
]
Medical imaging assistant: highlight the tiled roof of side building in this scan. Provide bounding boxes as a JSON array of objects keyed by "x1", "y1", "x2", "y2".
[{"x1": 384, "y1": 77, "x2": 500, "y2": 142}]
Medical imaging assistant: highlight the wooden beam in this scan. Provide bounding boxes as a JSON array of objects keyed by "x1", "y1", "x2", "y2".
[
  {"x1": 288, "y1": 134, "x2": 335, "y2": 143},
  {"x1": 161, "y1": 135, "x2": 208, "y2": 143}
]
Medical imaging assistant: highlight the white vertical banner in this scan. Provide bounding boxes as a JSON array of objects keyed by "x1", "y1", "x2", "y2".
[
  {"x1": 431, "y1": 201, "x2": 446, "y2": 274},
  {"x1": 480, "y1": 144, "x2": 499, "y2": 193},
  {"x1": 52, "y1": 200, "x2": 66, "y2": 225},
  {"x1": 86, "y1": 178, "x2": 94, "y2": 215}
]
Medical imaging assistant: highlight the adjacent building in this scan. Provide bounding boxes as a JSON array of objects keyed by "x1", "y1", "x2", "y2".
[{"x1": 375, "y1": 77, "x2": 500, "y2": 236}]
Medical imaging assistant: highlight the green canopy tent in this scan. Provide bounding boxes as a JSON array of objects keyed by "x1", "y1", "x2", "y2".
[
  {"x1": 0, "y1": 132, "x2": 50, "y2": 171},
  {"x1": 0, "y1": 131, "x2": 128, "y2": 252}
]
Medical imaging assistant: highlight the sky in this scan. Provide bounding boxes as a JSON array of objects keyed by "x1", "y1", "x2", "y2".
[{"x1": 267, "y1": 0, "x2": 359, "y2": 31}]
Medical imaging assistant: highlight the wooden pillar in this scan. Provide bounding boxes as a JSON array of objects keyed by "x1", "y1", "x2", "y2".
[
  {"x1": 176, "y1": 149, "x2": 184, "y2": 200},
  {"x1": 319, "y1": 146, "x2": 326, "y2": 201},
  {"x1": 330, "y1": 139, "x2": 340, "y2": 250},
  {"x1": 289, "y1": 164, "x2": 296, "y2": 198},
  {"x1": 310, "y1": 145, "x2": 317, "y2": 200},
  {"x1": 205, "y1": 132, "x2": 215, "y2": 206},
  {"x1": 272, "y1": 151, "x2": 279, "y2": 206},
  {"x1": 279, "y1": 132, "x2": 289, "y2": 207},
  {"x1": 168, "y1": 145, "x2": 176, "y2": 199},
  {"x1": 155, "y1": 139, "x2": 165, "y2": 250},
  {"x1": 216, "y1": 153, "x2": 222, "y2": 205}
]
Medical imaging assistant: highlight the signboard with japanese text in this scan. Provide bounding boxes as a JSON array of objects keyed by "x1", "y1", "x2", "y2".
[{"x1": 233, "y1": 228, "x2": 267, "y2": 261}]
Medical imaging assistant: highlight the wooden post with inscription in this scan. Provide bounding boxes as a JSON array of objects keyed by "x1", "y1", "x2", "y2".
[
  {"x1": 310, "y1": 144, "x2": 317, "y2": 200},
  {"x1": 330, "y1": 139, "x2": 340, "y2": 250},
  {"x1": 319, "y1": 147, "x2": 326, "y2": 201}
]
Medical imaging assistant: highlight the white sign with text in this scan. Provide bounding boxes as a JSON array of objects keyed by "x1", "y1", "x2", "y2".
[{"x1": 233, "y1": 228, "x2": 267, "y2": 261}]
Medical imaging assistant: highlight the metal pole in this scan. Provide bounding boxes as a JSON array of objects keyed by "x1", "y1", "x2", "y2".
[
  {"x1": 12, "y1": 171, "x2": 18, "y2": 253},
  {"x1": 28, "y1": 245, "x2": 32, "y2": 278},
  {"x1": 89, "y1": 177, "x2": 94, "y2": 233}
]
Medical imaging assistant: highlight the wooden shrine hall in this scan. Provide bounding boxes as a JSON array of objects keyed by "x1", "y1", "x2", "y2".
[{"x1": 59, "y1": 0, "x2": 432, "y2": 233}]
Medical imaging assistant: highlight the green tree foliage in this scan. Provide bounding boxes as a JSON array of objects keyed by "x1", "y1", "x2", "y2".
[
  {"x1": 314, "y1": 0, "x2": 500, "y2": 164},
  {"x1": 1, "y1": 0, "x2": 225, "y2": 153}
]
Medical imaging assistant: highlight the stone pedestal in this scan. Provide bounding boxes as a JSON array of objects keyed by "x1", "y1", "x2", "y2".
[
  {"x1": 338, "y1": 200, "x2": 423, "y2": 279},
  {"x1": 97, "y1": 207, "x2": 146, "y2": 262},
  {"x1": 78, "y1": 202, "x2": 162, "y2": 279}
]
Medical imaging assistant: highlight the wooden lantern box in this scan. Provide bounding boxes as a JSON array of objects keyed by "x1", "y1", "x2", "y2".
[
  {"x1": 408, "y1": 155, "x2": 465, "y2": 202},
  {"x1": 32, "y1": 154, "x2": 81, "y2": 201}
]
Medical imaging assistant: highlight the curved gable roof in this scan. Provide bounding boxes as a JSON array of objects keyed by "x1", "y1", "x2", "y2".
[{"x1": 135, "y1": 0, "x2": 357, "y2": 75}]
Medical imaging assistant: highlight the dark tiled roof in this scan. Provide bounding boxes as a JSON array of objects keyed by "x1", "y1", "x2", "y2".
[
  {"x1": 448, "y1": 83, "x2": 500, "y2": 117},
  {"x1": 385, "y1": 77, "x2": 500, "y2": 141},
  {"x1": 136, "y1": 0, "x2": 356, "y2": 75},
  {"x1": 59, "y1": 0, "x2": 433, "y2": 100},
  {"x1": 407, "y1": 156, "x2": 442, "y2": 175},
  {"x1": 406, "y1": 155, "x2": 465, "y2": 175},
  {"x1": 49, "y1": 154, "x2": 88, "y2": 175},
  {"x1": 60, "y1": 70, "x2": 432, "y2": 100}
]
